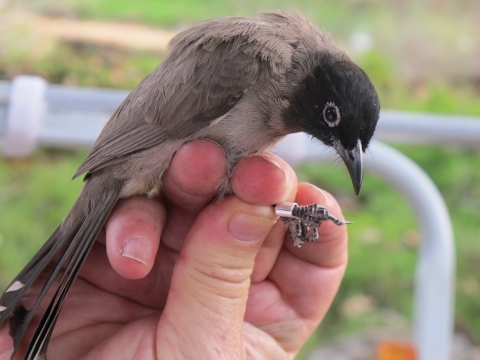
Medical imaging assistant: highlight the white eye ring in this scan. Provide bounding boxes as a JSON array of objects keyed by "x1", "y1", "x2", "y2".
[{"x1": 323, "y1": 102, "x2": 341, "y2": 127}]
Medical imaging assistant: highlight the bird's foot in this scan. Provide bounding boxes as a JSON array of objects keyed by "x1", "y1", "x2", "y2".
[{"x1": 275, "y1": 202, "x2": 352, "y2": 248}]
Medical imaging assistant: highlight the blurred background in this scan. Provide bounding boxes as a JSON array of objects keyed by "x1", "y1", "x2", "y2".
[{"x1": 0, "y1": 0, "x2": 479, "y2": 358}]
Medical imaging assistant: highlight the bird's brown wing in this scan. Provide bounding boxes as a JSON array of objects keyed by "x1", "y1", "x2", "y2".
[{"x1": 74, "y1": 16, "x2": 293, "y2": 178}]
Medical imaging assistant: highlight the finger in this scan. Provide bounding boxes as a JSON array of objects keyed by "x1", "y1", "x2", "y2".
[
  {"x1": 247, "y1": 183, "x2": 347, "y2": 344},
  {"x1": 91, "y1": 140, "x2": 226, "y2": 293},
  {"x1": 231, "y1": 153, "x2": 295, "y2": 206},
  {"x1": 272, "y1": 183, "x2": 347, "y2": 319},
  {"x1": 230, "y1": 153, "x2": 297, "y2": 283},
  {"x1": 157, "y1": 196, "x2": 277, "y2": 358},
  {"x1": 162, "y1": 140, "x2": 227, "y2": 213},
  {"x1": 250, "y1": 221, "x2": 288, "y2": 283},
  {"x1": 160, "y1": 140, "x2": 227, "y2": 251},
  {"x1": 105, "y1": 196, "x2": 167, "y2": 279}
]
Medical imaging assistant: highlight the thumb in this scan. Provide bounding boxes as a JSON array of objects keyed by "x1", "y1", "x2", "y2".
[{"x1": 157, "y1": 196, "x2": 277, "y2": 358}]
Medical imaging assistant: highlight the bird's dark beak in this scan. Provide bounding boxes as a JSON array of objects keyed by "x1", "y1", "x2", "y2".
[{"x1": 333, "y1": 138, "x2": 363, "y2": 196}]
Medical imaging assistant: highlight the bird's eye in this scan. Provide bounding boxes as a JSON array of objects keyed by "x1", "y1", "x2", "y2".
[{"x1": 323, "y1": 102, "x2": 341, "y2": 127}]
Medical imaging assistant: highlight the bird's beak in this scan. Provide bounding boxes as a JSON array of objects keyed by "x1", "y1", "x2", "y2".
[{"x1": 333, "y1": 138, "x2": 363, "y2": 196}]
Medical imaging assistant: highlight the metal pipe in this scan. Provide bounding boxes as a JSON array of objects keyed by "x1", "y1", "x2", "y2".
[{"x1": 1, "y1": 79, "x2": 480, "y2": 154}]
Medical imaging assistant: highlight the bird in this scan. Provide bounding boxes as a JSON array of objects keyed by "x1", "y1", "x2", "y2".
[{"x1": 0, "y1": 11, "x2": 380, "y2": 359}]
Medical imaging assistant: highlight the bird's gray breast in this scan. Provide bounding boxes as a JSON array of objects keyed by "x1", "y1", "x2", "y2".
[{"x1": 196, "y1": 79, "x2": 290, "y2": 166}]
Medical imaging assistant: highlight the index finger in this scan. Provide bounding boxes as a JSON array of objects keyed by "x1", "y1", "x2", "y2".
[
  {"x1": 269, "y1": 183, "x2": 347, "y2": 319},
  {"x1": 160, "y1": 140, "x2": 227, "y2": 251},
  {"x1": 244, "y1": 183, "x2": 348, "y2": 352}
]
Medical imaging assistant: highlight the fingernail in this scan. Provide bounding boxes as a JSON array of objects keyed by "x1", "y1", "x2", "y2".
[
  {"x1": 122, "y1": 236, "x2": 149, "y2": 266},
  {"x1": 254, "y1": 154, "x2": 285, "y2": 179},
  {"x1": 228, "y1": 212, "x2": 275, "y2": 243},
  {"x1": 307, "y1": 184, "x2": 329, "y2": 206}
]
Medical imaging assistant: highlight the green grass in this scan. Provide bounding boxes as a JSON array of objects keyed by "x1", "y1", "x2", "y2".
[
  {"x1": 23, "y1": 0, "x2": 380, "y2": 30},
  {"x1": 0, "y1": 151, "x2": 86, "y2": 285},
  {"x1": 0, "y1": 42, "x2": 163, "y2": 89},
  {"x1": 2, "y1": 0, "x2": 480, "y2": 355}
]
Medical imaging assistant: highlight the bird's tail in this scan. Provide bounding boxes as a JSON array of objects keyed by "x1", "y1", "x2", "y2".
[{"x1": 0, "y1": 175, "x2": 122, "y2": 359}]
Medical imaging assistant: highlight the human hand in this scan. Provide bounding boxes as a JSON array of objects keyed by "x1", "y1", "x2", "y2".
[{"x1": 0, "y1": 140, "x2": 348, "y2": 359}]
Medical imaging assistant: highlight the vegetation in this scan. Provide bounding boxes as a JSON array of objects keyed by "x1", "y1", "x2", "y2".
[{"x1": 1, "y1": 0, "x2": 479, "y2": 355}]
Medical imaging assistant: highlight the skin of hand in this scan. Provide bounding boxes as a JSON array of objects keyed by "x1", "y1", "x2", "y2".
[{"x1": 0, "y1": 140, "x2": 348, "y2": 359}]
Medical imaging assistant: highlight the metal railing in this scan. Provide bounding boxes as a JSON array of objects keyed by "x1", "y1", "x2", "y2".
[{"x1": 2, "y1": 75, "x2": 479, "y2": 360}]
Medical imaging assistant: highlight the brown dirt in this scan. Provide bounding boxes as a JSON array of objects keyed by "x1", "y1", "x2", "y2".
[{"x1": 0, "y1": 10, "x2": 177, "y2": 52}]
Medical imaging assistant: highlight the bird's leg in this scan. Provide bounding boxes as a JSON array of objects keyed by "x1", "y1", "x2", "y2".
[{"x1": 275, "y1": 202, "x2": 352, "y2": 248}]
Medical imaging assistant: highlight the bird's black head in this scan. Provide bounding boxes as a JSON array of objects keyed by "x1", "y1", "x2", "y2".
[{"x1": 284, "y1": 51, "x2": 380, "y2": 195}]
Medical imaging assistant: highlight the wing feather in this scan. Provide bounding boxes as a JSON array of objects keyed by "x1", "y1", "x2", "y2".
[{"x1": 75, "y1": 16, "x2": 293, "y2": 177}]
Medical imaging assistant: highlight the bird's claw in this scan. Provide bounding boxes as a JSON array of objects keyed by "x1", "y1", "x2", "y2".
[{"x1": 275, "y1": 202, "x2": 352, "y2": 248}]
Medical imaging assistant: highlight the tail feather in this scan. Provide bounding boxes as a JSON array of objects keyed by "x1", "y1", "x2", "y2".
[
  {"x1": 0, "y1": 177, "x2": 121, "y2": 359},
  {"x1": 9, "y1": 220, "x2": 85, "y2": 357},
  {"x1": 26, "y1": 196, "x2": 116, "y2": 359},
  {"x1": 0, "y1": 227, "x2": 66, "y2": 327}
]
